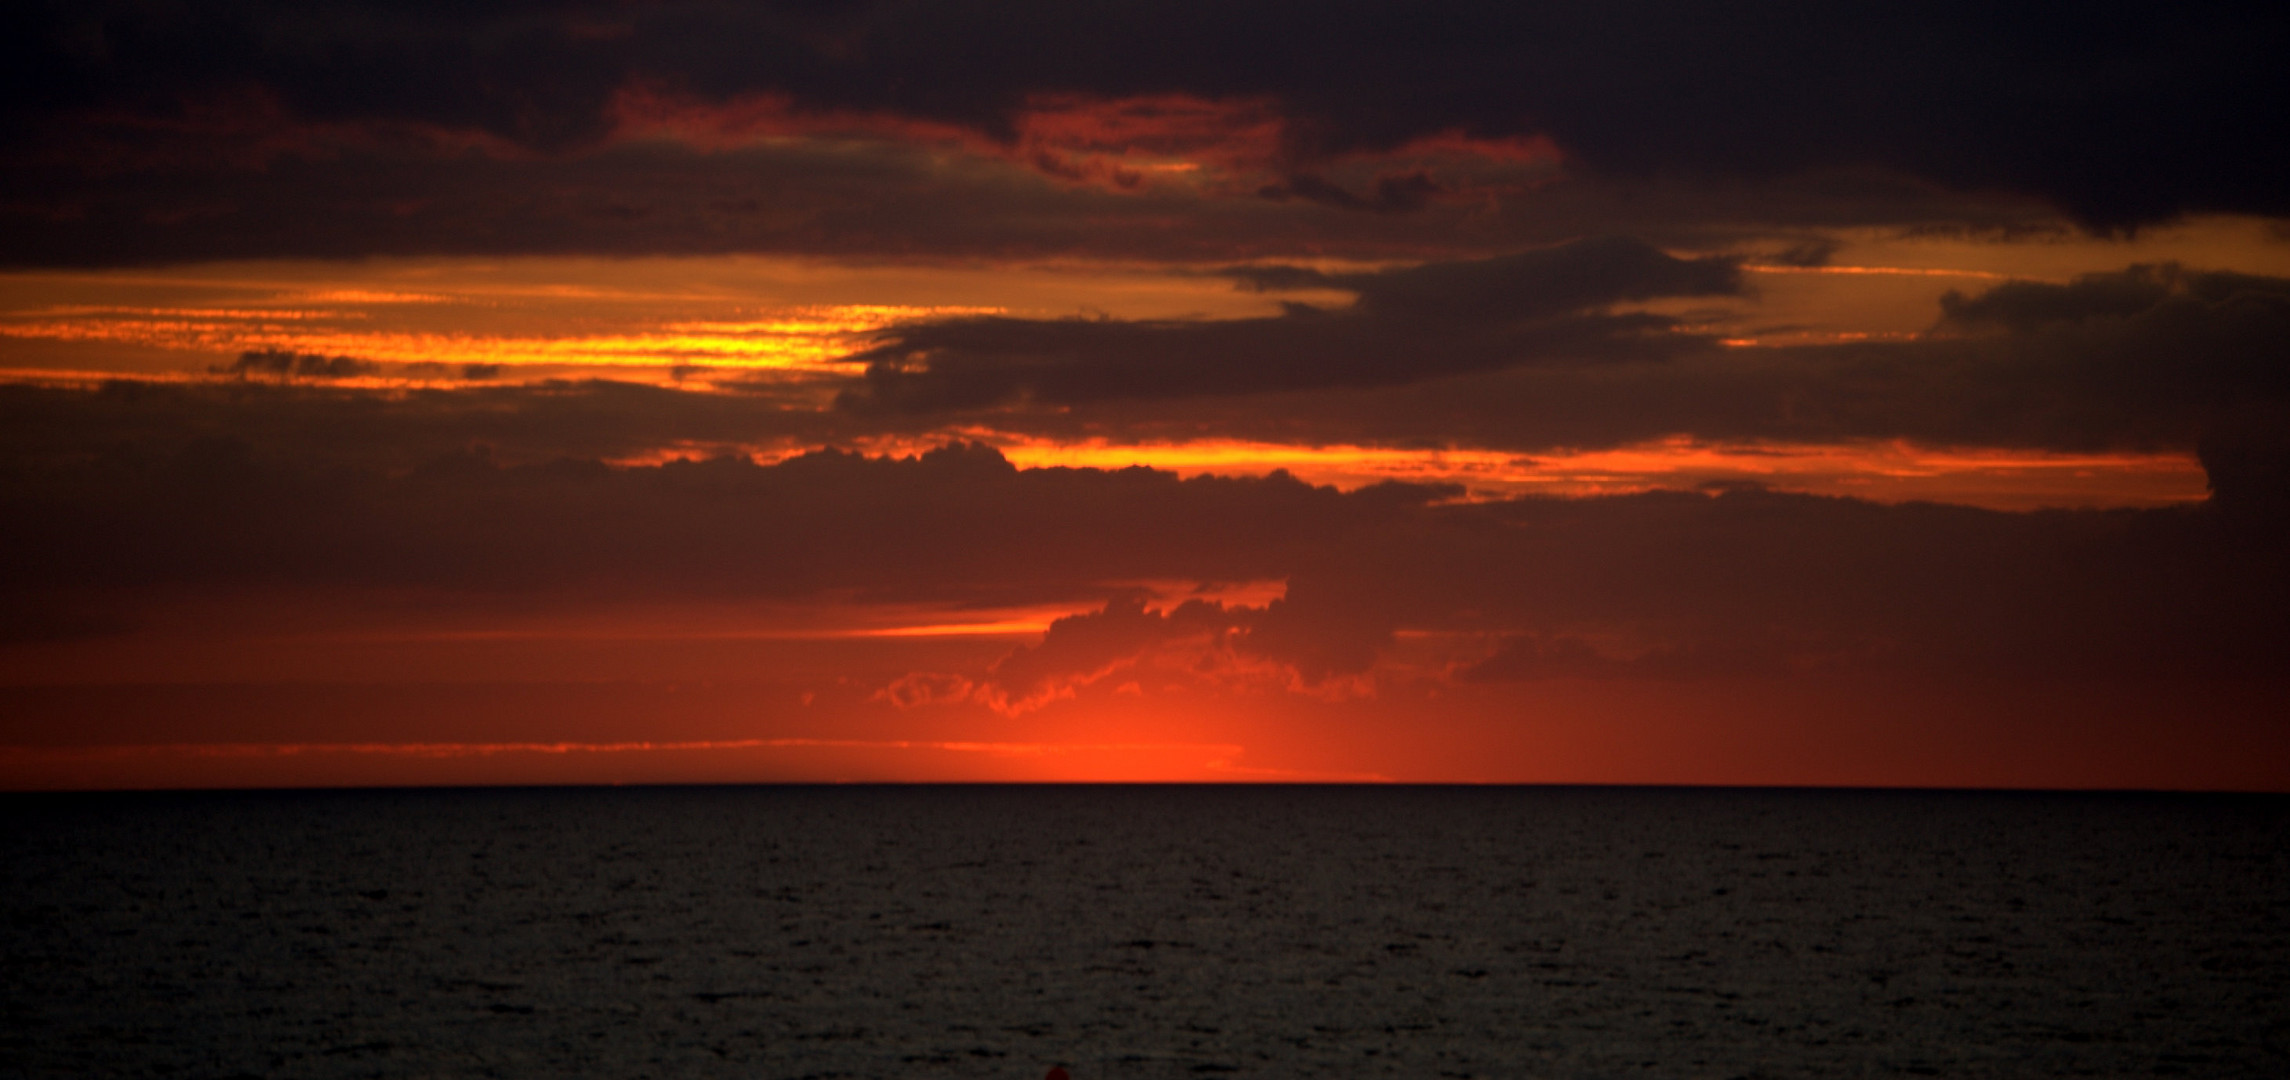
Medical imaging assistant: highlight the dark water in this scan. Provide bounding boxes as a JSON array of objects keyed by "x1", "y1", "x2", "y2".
[{"x1": 4, "y1": 786, "x2": 2286, "y2": 1079}]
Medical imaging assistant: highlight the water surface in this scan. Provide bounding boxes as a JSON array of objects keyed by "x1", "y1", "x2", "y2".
[{"x1": 5, "y1": 785, "x2": 2285, "y2": 1077}]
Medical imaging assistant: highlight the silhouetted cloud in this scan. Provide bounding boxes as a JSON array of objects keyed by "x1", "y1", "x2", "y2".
[
  {"x1": 1269, "y1": 484, "x2": 2290, "y2": 683},
  {"x1": 2199, "y1": 408, "x2": 2290, "y2": 530},
  {"x1": 223, "y1": 348, "x2": 377, "y2": 380},
  {"x1": 1257, "y1": 171, "x2": 1444, "y2": 214},
  {"x1": 961, "y1": 596, "x2": 1265, "y2": 711},
  {"x1": 7, "y1": 3, "x2": 2287, "y2": 789},
  {"x1": 4, "y1": 411, "x2": 2285, "y2": 680},
  {"x1": 958, "y1": 262, "x2": 2290, "y2": 455},
  {"x1": 0, "y1": 436, "x2": 1410, "y2": 611},
  {"x1": 837, "y1": 237, "x2": 1741, "y2": 411},
  {"x1": 9, "y1": 260, "x2": 2285, "y2": 472}
]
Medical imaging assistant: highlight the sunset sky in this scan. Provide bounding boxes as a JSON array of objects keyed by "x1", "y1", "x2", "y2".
[{"x1": 5, "y1": 1, "x2": 2289, "y2": 789}]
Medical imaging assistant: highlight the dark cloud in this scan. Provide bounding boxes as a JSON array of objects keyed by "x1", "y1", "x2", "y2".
[
  {"x1": 1265, "y1": 484, "x2": 2290, "y2": 683},
  {"x1": 960, "y1": 263, "x2": 2290, "y2": 455},
  {"x1": 1257, "y1": 170, "x2": 1443, "y2": 214},
  {"x1": 0, "y1": 130, "x2": 2036, "y2": 267},
  {"x1": 222, "y1": 348, "x2": 377, "y2": 380},
  {"x1": 1766, "y1": 239, "x2": 1840, "y2": 269},
  {"x1": 6, "y1": 258, "x2": 2288, "y2": 678},
  {"x1": 4, "y1": 384, "x2": 2285, "y2": 682},
  {"x1": 837, "y1": 237, "x2": 1741, "y2": 412},
  {"x1": 1774, "y1": 266, "x2": 2290, "y2": 449},
  {"x1": 1327, "y1": 236, "x2": 1743, "y2": 320},
  {"x1": 979, "y1": 595, "x2": 1255, "y2": 706},
  {"x1": 944, "y1": 588, "x2": 1415, "y2": 710},
  {"x1": 12, "y1": 257, "x2": 2275, "y2": 485},
  {"x1": 1939, "y1": 265, "x2": 2280, "y2": 332},
  {"x1": 3, "y1": 1, "x2": 2282, "y2": 265},
  {"x1": 1461, "y1": 633, "x2": 1777, "y2": 681},
  {"x1": 215, "y1": 350, "x2": 521, "y2": 383},
  {"x1": 0, "y1": 377, "x2": 850, "y2": 478},
  {"x1": 0, "y1": 432, "x2": 1419, "y2": 611},
  {"x1": 2199, "y1": 409, "x2": 2290, "y2": 531}
]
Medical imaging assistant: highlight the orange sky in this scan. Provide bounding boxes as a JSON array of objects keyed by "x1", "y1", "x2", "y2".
[
  {"x1": 8, "y1": 670, "x2": 2284, "y2": 790},
  {"x1": 7, "y1": 26, "x2": 2290, "y2": 793},
  {"x1": 6, "y1": 219, "x2": 2274, "y2": 511},
  {"x1": 7, "y1": 223, "x2": 2289, "y2": 790}
]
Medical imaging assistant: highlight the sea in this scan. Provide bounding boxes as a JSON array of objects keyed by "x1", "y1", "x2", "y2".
[{"x1": 3, "y1": 785, "x2": 2285, "y2": 1079}]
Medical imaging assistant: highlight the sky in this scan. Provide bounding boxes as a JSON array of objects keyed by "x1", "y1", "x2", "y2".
[{"x1": 5, "y1": 0, "x2": 2289, "y2": 790}]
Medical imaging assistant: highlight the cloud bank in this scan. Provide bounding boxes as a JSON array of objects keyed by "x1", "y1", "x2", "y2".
[
  {"x1": 7, "y1": 2, "x2": 2285, "y2": 265},
  {"x1": 4, "y1": 423, "x2": 2283, "y2": 687},
  {"x1": 838, "y1": 237, "x2": 1741, "y2": 411}
]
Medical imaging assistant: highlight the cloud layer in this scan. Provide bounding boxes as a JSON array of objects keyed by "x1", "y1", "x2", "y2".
[
  {"x1": 5, "y1": 413, "x2": 2284, "y2": 687},
  {"x1": 7, "y1": 1, "x2": 2285, "y2": 265},
  {"x1": 835, "y1": 258, "x2": 2290, "y2": 464},
  {"x1": 838, "y1": 237, "x2": 1741, "y2": 411}
]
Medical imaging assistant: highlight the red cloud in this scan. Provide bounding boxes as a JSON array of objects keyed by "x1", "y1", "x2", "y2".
[{"x1": 605, "y1": 84, "x2": 1559, "y2": 204}]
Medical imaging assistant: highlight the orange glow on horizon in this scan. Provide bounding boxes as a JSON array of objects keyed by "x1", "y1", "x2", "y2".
[
  {"x1": 0, "y1": 736, "x2": 1395, "y2": 789},
  {"x1": 9, "y1": 676, "x2": 2285, "y2": 791},
  {"x1": 31, "y1": 736, "x2": 1253, "y2": 760}
]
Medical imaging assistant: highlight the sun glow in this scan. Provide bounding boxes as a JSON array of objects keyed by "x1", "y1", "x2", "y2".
[{"x1": 0, "y1": 736, "x2": 1391, "y2": 789}]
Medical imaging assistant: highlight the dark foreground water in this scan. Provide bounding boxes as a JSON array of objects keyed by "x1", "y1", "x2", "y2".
[{"x1": 4, "y1": 786, "x2": 2286, "y2": 1079}]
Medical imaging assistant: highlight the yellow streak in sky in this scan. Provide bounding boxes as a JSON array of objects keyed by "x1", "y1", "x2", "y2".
[
  {"x1": 292, "y1": 289, "x2": 452, "y2": 304},
  {"x1": 20, "y1": 305, "x2": 360, "y2": 320},
  {"x1": 0, "y1": 303, "x2": 997, "y2": 373},
  {"x1": 1745, "y1": 265, "x2": 2013, "y2": 280}
]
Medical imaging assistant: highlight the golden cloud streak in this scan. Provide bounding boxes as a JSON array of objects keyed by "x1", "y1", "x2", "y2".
[
  {"x1": 0, "y1": 303, "x2": 998, "y2": 373},
  {"x1": 1745, "y1": 265, "x2": 2013, "y2": 280},
  {"x1": 823, "y1": 432, "x2": 2207, "y2": 511}
]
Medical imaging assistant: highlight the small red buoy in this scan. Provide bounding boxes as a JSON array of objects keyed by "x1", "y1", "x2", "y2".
[{"x1": 1046, "y1": 1068, "x2": 1070, "y2": 1080}]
